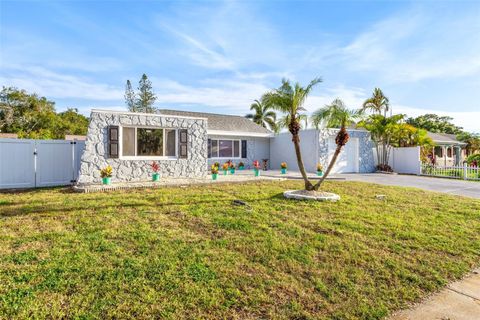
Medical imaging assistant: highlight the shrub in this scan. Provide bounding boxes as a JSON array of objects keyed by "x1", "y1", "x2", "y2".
[
  {"x1": 376, "y1": 164, "x2": 393, "y2": 172},
  {"x1": 229, "y1": 163, "x2": 235, "y2": 169},
  {"x1": 316, "y1": 163, "x2": 323, "y2": 172},
  {"x1": 466, "y1": 154, "x2": 480, "y2": 166},
  {"x1": 280, "y1": 162, "x2": 287, "y2": 169},
  {"x1": 214, "y1": 162, "x2": 220, "y2": 168},
  {"x1": 222, "y1": 163, "x2": 229, "y2": 171},
  {"x1": 238, "y1": 162, "x2": 245, "y2": 167},
  {"x1": 100, "y1": 165, "x2": 113, "y2": 178}
]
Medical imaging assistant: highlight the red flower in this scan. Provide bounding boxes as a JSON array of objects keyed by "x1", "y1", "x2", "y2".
[{"x1": 151, "y1": 161, "x2": 160, "y2": 173}]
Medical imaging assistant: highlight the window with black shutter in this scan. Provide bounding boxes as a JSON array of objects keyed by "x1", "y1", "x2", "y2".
[
  {"x1": 108, "y1": 126, "x2": 119, "y2": 158},
  {"x1": 241, "y1": 140, "x2": 247, "y2": 158},
  {"x1": 179, "y1": 129, "x2": 188, "y2": 159}
]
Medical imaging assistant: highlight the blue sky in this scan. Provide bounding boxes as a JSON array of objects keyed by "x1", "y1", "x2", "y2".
[{"x1": 1, "y1": 0, "x2": 479, "y2": 131}]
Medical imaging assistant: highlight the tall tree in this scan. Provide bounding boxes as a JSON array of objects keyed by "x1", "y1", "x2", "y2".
[
  {"x1": 362, "y1": 88, "x2": 390, "y2": 117},
  {"x1": 311, "y1": 99, "x2": 363, "y2": 187},
  {"x1": 263, "y1": 78, "x2": 321, "y2": 190},
  {"x1": 137, "y1": 74, "x2": 157, "y2": 113},
  {"x1": 124, "y1": 74, "x2": 157, "y2": 113},
  {"x1": 0, "y1": 87, "x2": 88, "y2": 139},
  {"x1": 124, "y1": 80, "x2": 136, "y2": 112},
  {"x1": 245, "y1": 99, "x2": 277, "y2": 132},
  {"x1": 406, "y1": 114, "x2": 463, "y2": 134}
]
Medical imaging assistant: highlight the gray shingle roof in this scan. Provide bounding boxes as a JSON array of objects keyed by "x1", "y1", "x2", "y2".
[
  {"x1": 158, "y1": 109, "x2": 272, "y2": 135},
  {"x1": 427, "y1": 132, "x2": 466, "y2": 145}
]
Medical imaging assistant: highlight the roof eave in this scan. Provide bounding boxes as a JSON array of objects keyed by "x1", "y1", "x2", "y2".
[{"x1": 207, "y1": 129, "x2": 273, "y2": 138}]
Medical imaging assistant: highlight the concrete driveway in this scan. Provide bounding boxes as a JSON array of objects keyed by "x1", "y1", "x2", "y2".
[{"x1": 339, "y1": 173, "x2": 480, "y2": 199}]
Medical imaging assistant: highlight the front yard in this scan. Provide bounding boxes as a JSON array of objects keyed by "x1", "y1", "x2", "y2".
[{"x1": 1, "y1": 180, "x2": 479, "y2": 319}]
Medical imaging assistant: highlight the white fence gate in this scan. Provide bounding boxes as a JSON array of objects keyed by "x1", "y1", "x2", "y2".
[
  {"x1": 0, "y1": 139, "x2": 85, "y2": 189},
  {"x1": 421, "y1": 163, "x2": 480, "y2": 181}
]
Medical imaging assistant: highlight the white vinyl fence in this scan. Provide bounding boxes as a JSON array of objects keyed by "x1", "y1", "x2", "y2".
[
  {"x1": 421, "y1": 163, "x2": 480, "y2": 181},
  {"x1": 389, "y1": 146, "x2": 421, "y2": 175},
  {"x1": 0, "y1": 139, "x2": 85, "y2": 189}
]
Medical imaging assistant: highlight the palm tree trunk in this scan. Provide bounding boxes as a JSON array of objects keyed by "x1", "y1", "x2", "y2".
[{"x1": 292, "y1": 133, "x2": 314, "y2": 190}]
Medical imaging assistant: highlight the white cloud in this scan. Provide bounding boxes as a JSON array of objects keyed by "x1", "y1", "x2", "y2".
[{"x1": 341, "y1": 8, "x2": 480, "y2": 83}]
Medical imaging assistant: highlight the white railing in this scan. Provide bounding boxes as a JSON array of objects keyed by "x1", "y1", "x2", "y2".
[{"x1": 421, "y1": 163, "x2": 480, "y2": 181}]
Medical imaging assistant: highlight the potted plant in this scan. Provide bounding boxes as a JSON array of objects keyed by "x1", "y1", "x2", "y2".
[
  {"x1": 316, "y1": 163, "x2": 324, "y2": 177},
  {"x1": 222, "y1": 162, "x2": 229, "y2": 175},
  {"x1": 253, "y1": 160, "x2": 260, "y2": 177},
  {"x1": 280, "y1": 162, "x2": 287, "y2": 174},
  {"x1": 211, "y1": 164, "x2": 219, "y2": 180},
  {"x1": 214, "y1": 162, "x2": 220, "y2": 168},
  {"x1": 151, "y1": 161, "x2": 160, "y2": 181},
  {"x1": 100, "y1": 165, "x2": 113, "y2": 185},
  {"x1": 229, "y1": 163, "x2": 235, "y2": 174},
  {"x1": 238, "y1": 162, "x2": 245, "y2": 170}
]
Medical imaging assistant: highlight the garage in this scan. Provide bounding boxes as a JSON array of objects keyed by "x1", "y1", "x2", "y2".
[{"x1": 328, "y1": 137, "x2": 359, "y2": 173}]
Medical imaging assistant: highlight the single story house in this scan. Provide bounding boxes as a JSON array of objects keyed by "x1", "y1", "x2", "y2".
[
  {"x1": 427, "y1": 132, "x2": 467, "y2": 166},
  {"x1": 77, "y1": 109, "x2": 375, "y2": 184}
]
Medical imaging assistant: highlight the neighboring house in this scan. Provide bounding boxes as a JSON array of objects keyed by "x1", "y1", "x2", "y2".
[
  {"x1": 0, "y1": 133, "x2": 18, "y2": 139},
  {"x1": 77, "y1": 109, "x2": 376, "y2": 184},
  {"x1": 427, "y1": 132, "x2": 467, "y2": 166},
  {"x1": 65, "y1": 135, "x2": 86, "y2": 141}
]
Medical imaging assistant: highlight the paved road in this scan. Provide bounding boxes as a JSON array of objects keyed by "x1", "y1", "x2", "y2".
[{"x1": 339, "y1": 173, "x2": 480, "y2": 199}]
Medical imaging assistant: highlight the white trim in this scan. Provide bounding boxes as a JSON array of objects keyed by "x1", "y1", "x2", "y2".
[
  {"x1": 91, "y1": 109, "x2": 208, "y2": 121},
  {"x1": 207, "y1": 130, "x2": 272, "y2": 138}
]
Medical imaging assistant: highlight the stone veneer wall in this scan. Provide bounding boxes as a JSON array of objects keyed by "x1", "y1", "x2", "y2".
[
  {"x1": 318, "y1": 129, "x2": 376, "y2": 173},
  {"x1": 77, "y1": 111, "x2": 208, "y2": 184}
]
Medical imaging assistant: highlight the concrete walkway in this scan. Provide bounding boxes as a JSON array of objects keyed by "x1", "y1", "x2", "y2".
[
  {"x1": 339, "y1": 173, "x2": 480, "y2": 199},
  {"x1": 390, "y1": 268, "x2": 480, "y2": 320}
]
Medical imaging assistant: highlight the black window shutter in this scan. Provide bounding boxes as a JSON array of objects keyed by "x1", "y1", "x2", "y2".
[
  {"x1": 108, "y1": 126, "x2": 119, "y2": 158},
  {"x1": 241, "y1": 140, "x2": 247, "y2": 158},
  {"x1": 179, "y1": 129, "x2": 188, "y2": 159},
  {"x1": 207, "y1": 139, "x2": 211, "y2": 158}
]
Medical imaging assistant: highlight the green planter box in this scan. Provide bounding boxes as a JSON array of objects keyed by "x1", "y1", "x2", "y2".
[
  {"x1": 152, "y1": 173, "x2": 160, "y2": 181},
  {"x1": 230, "y1": 169, "x2": 235, "y2": 174},
  {"x1": 317, "y1": 171, "x2": 323, "y2": 177},
  {"x1": 102, "y1": 177, "x2": 111, "y2": 185},
  {"x1": 239, "y1": 166, "x2": 244, "y2": 170},
  {"x1": 281, "y1": 168, "x2": 287, "y2": 174},
  {"x1": 212, "y1": 173, "x2": 218, "y2": 180},
  {"x1": 223, "y1": 170, "x2": 228, "y2": 175},
  {"x1": 254, "y1": 169, "x2": 260, "y2": 177}
]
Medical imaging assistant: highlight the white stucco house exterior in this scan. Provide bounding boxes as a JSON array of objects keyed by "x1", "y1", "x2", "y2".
[{"x1": 77, "y1": 109, "x2": 375, "y2": 184}]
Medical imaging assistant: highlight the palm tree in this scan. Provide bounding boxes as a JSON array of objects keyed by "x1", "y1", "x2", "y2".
[
  {"x1": 362, "y1": 88, "x2": 390, "y2": 117},
  {"x1": 245, "y1": 99, "x2": 277, "y2": 132},
  {"x1": 311, "y1": 99, "x2": 363, "y2": 188},
  {"x1": 276, "y1": 113, "x2": 308, "y2": 133},
  {"x1": 263, "y1": 77, "x2": 321, "y2": 190}
]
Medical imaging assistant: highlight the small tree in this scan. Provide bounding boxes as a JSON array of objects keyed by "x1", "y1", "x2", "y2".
[
  {"x1": 311, "y1": 99, "x2": 363, "y2": 187},
  {"x1": 263, "y1": 78, "x2": 322, "y2": 190},
  {"x1": 124, "y1": 74, "x2": 157, "y2": 113}
]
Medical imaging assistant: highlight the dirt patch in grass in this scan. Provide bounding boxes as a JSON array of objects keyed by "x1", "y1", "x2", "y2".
[{"x1": 0, "y1": 180, "x2": 479, "y2": 319}]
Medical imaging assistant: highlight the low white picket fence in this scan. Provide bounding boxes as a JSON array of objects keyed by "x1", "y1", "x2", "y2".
[{"x1": 421, "y1": 163, "x2": 480, "y2": 181}]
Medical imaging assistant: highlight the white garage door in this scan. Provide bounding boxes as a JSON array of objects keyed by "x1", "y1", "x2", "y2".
[{"x1": 328, "y1": 137, "x2": 359, "y2": 173}]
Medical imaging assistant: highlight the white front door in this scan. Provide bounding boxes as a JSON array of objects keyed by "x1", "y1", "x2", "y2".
[{"x1": 328, "y1": 137, "x2": 359, "y2": 173}]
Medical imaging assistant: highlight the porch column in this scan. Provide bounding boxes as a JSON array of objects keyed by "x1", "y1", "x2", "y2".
[{"x1": 443, "y1": 146, "x2": 447, "y2": 166}]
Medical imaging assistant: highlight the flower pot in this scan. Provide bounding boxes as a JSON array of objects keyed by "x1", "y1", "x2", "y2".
[
  {"x1": 223, "y1": 170, "x2": 228, "y2": 175},
  {"x1": 254, "y1": 169, "x2": 260, "y2": 177},
  {"x1": 230, "y1": 169, "x2": 235, "y2": 174},
  {"x1": 317, "y1": 171, "x2": 323, "y2": 177},
  {"x1": 102, "y1": 177, "x2": 111, "y2": 185},
  {"x1": 212, "y1": 173, "x2": 218, "y2": 180},
  {"x1": 239, "y1": 166, "x2": 244, "y2": 170},
  {"x1": 152, "y1": 173, "x2": 160, "y2": 181},
  {"x1": 281, "y1": 168, "x2": 287, "y2": 174}
]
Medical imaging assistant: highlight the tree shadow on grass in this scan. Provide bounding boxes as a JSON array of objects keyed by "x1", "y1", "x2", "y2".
[{"x1": 0, "y1": 193, "x2": 294, "y2": 218}]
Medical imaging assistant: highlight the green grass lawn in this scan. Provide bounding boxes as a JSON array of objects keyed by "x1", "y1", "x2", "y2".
[{"x1": 1, "y1": 180, "x2": 479, "y2": 319}]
